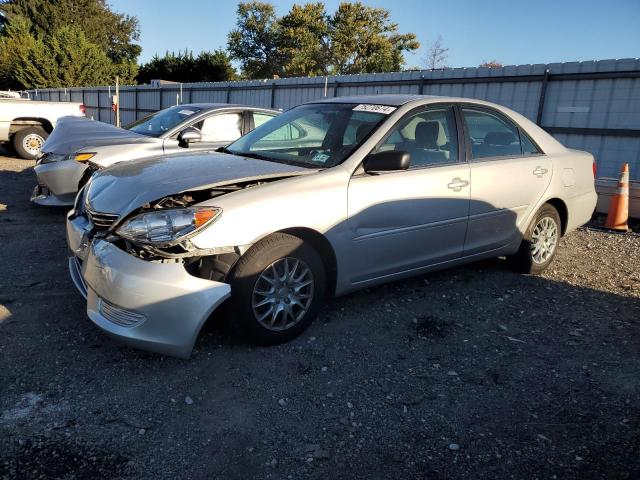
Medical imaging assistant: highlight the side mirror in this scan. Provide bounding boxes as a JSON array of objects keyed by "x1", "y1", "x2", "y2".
[
  {"x1": 363, "y1": 150, "x2": 410, "y2": 173},
  {"x1": 178, "y1": 127, "x2": 202, "y2": 147}
]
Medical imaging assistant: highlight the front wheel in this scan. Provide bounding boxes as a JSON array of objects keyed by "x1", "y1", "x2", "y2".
[
  {"x1": 13, "y1": 127, "x2": 48, "y2": 159},
  {"x1": 511, "y1": 204, "x2": 561, "y2": 274},
  {"x1": 229, "y1": 233, "x2": 326, "y2": 344}
]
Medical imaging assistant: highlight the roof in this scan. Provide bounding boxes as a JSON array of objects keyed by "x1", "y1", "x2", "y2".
[
  {"x1": 179, "y1": 103, "x2": 278, "y2": 112},
  {"x1": 314, "y1": 94, "x2": 436, "y2": 106}
]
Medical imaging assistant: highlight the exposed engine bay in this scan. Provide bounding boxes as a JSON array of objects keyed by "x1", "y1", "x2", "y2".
[{"x1": 99, "y1": 178, "x2": 282, "y2": 281}]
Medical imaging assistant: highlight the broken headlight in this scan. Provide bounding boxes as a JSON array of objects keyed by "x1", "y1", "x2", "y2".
[{"x1": 116, "y1": 207, "x2": 221, "y2": 247}]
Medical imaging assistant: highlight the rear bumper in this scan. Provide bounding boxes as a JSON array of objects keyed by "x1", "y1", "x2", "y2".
[
  {"x1": 66, "y1": 215, "x2": 231, "y2": 358},
  {"x1": 565, "y1": 190, "x2": 598, "y2": 232},
  {"x1": 32, "y1": 160, "x2": 86, "y2": 206}
]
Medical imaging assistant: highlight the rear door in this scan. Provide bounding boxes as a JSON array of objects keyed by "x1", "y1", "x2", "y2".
[
  {"x1": 461, "y1": 106, "x2": 552, "y2": 255},
  {"x1": 346, "y1": 105, "x2": 470, "y2": 284}
]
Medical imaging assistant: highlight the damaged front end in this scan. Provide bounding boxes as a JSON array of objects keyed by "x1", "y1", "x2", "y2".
[{"x1": 72, "y1": 178, "x2": 278, "y2": 285}]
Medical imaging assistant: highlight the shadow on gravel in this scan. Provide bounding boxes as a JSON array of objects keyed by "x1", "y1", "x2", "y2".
[
  {"x1": 0, "y1": 154, "x2": 66, "y2": 225},
  {"x1": 0, "y1": 437, "x2": 130, "y2": 480}
]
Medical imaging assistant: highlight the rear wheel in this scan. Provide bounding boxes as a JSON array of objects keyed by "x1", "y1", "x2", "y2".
[
  {"x1": 13, "y1": 127, "x2": 48, "y2": 159},
  {"x1": 511, "y1": 204, "x2": 561, "y2": 274},
  {"x1": 229, "y1": 233, "x2": 325, "y2": 344}
]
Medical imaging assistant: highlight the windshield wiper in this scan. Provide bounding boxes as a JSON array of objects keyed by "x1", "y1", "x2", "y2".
[{"x1": 227, "y1": 150, "x2": 270, "y2": 161}]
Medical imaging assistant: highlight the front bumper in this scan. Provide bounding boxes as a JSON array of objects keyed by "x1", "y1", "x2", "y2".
[
  {"x1": 32, "y1": 160, "x2": 87, "y2": 206},
  {"x1": 66, "y1": 215, "x2": 231, "y2": 358}
]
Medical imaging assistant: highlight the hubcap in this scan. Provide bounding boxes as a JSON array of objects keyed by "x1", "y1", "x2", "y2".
[
  {"x1": 22, "y1": 133, "x2": 44, "y2": 156},
  {"x1": 531, "y1": 216, "x2": 558, "y2": 264},
  {"x1": 252, "y1": 257, "x2": 314, "y2": 331}
]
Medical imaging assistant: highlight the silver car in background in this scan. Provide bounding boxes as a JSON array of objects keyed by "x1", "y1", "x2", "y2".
[
  {"x1": 32, "y1": 103, "x2": 279, "y2": 206},
  {"x1": 66, "y1": 95, "x2": 597, "y2": 358}
]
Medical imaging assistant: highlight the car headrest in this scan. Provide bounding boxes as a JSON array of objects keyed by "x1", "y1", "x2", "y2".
[
  {"x1": 415, "y1": 121, "x2": 440, "y2": 148},
  {"x1": 484, "y1": 131, "x2": 516, "y2": 146},
  {"x1": 355, "y1": 123, "x2": 373, "y2": 143}
]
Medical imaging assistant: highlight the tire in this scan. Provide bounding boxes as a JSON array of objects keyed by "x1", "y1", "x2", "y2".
[
  {"x1": 511, "y1": 203, "x2": 561, "y2": 274},
  {"x1": 228, "y1": 233, "x2": 326, "y2": 345},
  {"x1": 13, "y1": 126, "x2": 48, "y2": 160}
]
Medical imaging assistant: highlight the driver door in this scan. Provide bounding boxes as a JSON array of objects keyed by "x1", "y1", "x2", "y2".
[{"x1": 345, "y1": 105, "x2": 470, "y2": 285}]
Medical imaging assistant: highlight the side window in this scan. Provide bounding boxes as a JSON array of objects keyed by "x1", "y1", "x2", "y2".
[
  {"x1": 462, "y1": 108, "x2": 523, "y2": 159},
  {"x1": 199, "y1": 113, "x2": 243, "y2": 142},
  {"x1": 520, "y1": 130, "x2": 541, "y2": 155},
  {"x1": 253, "y1": 112, "x2": 277, "y2": 129},
  {"x1": 376, "y1": 107, "x2": 458, "y2": 168},
  {"x1": 260, "y1": 122, "x2": 304, "y2": 142}
]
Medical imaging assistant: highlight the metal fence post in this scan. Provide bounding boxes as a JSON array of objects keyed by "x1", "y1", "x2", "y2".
[
  {"x1": 97, "y1": 89, "x2": 101, "y2": 122},
  {"x1": 536, "y1": 68, "x2": 550, "y2": 126},
  {"x1": 333, "y1": 81, "x2": 339, "y2": 97},
  {"x1": 226, "y1": 86, "x2": 231, "y2": 103},
  {"x1": 270, "y1": 83, "x2": 277, "y2": 108},
  {"x1": 419, "y1": 75, "x2": 426, "y2": 95},
  {"x1": 134, "y1": 88, "x2": 139, "y2": 120}
]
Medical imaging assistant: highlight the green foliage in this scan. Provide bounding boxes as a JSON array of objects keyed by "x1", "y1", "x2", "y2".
[
  {"x1": 9, "y1": 25, "x2": 136, "y2": 89},
  {"x1": 0, "y1": 15, "x2": 35, "y2": 88},
  {"x1": 278, "y1": 2, "x2": 330, "y2": 77},
  {"x1": 330, "y1": 2, "x2": 419, "y2": 74},
  {"x1": 0, "y1": 0, "x2": 140, "y2": 88},
  {"x1": 136, "y1": 50, "x2": 236, "y2": 84},
  {"x1": 227, "y1": 1, "x2": 420, "y2": 79},
  {"x1": 227, "y1": 1, "x2": 283, "y2": 79},
  {"x1": 0, "y1": 0, "x2": 141, "y2": 62}
]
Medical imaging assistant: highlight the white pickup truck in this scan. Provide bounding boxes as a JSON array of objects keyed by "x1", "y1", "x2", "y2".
[{"x1": 0, "y1": 98, "x2": 85, "y2": 159}]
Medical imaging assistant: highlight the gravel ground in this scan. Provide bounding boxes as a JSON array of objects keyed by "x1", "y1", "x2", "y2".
[{"x1": 1, "y1": 151, "x2": 639, "y2": 480}]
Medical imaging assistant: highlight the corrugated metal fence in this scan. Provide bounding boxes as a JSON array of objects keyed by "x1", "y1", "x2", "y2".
[{"x1": 28, "y1": 58, "x2": 640, "y2": 179}]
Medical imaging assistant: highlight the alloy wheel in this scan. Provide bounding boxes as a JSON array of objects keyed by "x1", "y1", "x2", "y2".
[
  {"x1": 530, "y1": 216, "x2": 558, "y2": 264},
  {"x1": 252, "y1": 257, "x2": 314, "y2": 331}
]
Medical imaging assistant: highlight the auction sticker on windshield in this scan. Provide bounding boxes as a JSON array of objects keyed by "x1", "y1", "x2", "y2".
[{"x1": 353, "y1": 104, "x2": 397, "y2": 114}]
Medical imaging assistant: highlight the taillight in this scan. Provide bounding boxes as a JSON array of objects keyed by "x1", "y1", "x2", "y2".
[
  {"x1": 79, "y1": 104, "x2": 86, "y2": 116},
  {"x1": 592, "y1": 161, "x2": 597, "y2": 178}
]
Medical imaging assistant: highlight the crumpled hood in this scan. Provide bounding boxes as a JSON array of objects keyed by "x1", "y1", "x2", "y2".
[
  {"x1": 43, "y1": 116, "x2": 158, "y2": 154},
  {"x1": 86, "y1": 152, "x2": 312, "y2": 216}
]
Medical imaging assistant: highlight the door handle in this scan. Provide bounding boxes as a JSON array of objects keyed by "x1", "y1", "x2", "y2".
[
  {"x1": 533, "y1": 166, "x2": 548, "y2": 177},
  {"x1": 447, "y1": 177, "x2": 469, "y2": 192}
]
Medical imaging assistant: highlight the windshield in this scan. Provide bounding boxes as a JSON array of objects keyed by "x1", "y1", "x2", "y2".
[
  {"x1": 126, "y1": 105, "x2": 202, "y2": 137},
  {"x1": 226, "y1": 103, "x2": 390, "y2": 168}
]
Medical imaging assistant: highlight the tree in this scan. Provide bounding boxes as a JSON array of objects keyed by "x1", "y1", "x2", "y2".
[
  {"x1": 0, "y1": 15, "x2": 35, "y2": 88},
  {"x1": 479, "y1": 60, "x2": 503, "y2": 69},
  {"x1": 425, "y1": 35, "x2": 448, "y2": 69},
  {"x1": 0, "y1": 0, "x2": 141, "y2": 62},
  {"x1": 278, "y1": 2, "x2": 329, "y2": 77},
  {"x1": 136, "y1": 50, "x2": 236, "y2": 84},
  {"x1": 227, "y1": 1, "x2": 283, "y2": 79},
  {"x1": 227, "y1": 1, "x2": 419, "y2": 79},
  {"x1": 10, "y1": 25, "x2": 133, "y2": 88},
  {"x1": 329, "y1": 2, "x2": 419, "y2": 74}
]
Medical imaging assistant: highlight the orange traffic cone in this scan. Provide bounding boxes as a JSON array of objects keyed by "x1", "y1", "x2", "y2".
[{"x1": 604, "y1": 163, "x2": 630, "y2": 231}]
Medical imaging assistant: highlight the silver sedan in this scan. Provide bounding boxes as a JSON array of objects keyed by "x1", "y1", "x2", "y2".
[
  {"x1": 32, "y1": 104, "x2": 279, "y2": 206},
  {"x1": 66, "y1": 95, "x2": 597, "y2": 358}
]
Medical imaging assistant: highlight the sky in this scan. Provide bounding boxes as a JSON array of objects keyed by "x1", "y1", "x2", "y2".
[{"x1": 110, "y1": 0, "x2": 640, "y2": 69}]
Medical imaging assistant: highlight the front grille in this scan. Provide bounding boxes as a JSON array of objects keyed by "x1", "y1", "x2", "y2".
[
  {"x1": 87, "y1": 210, "x2": 119, "y2": 228},
  {"x1": 99, "y1": 299, "x2": 146, "y2": 328}
]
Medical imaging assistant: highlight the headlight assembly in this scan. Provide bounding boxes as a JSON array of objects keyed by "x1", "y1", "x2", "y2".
[
  {"x1": 73, "y1": 152, "x2": 96, "y2": 162},
  {"x1": 116, "y1": 207, "x2": 221, "y2": 246},
  {"x1": 38, "y1": 153, "x2": 68, "y2": 164}
]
